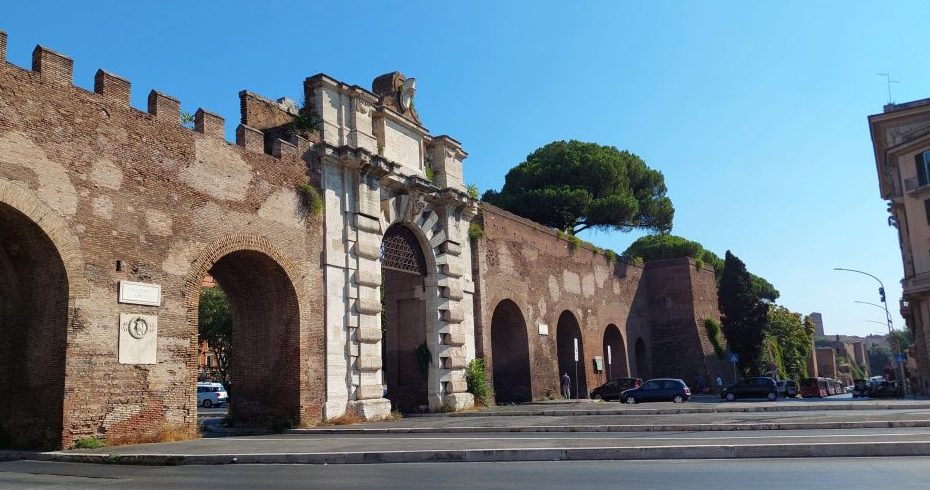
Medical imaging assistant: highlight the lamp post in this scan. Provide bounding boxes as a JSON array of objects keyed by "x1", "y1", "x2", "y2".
[{"x1": 835, "y1": 268, "x2": 906, "y2": 393}]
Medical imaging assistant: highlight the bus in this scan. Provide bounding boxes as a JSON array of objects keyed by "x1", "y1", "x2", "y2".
[{"x1": 799, "y1": 377, "x2": 827, "y2": 398}]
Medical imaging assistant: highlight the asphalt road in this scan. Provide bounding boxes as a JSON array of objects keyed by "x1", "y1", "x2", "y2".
[{"x1": 2, "y1": 457, "x2": 929, "y2": 489}]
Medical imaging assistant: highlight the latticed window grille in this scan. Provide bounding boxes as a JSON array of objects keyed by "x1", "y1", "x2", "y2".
[{"x1": 381, "y1": 225, "x2": 427, "y2": 276}]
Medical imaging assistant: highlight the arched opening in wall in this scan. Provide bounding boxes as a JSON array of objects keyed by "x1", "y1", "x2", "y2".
[
  {"x1": 199, "y1": 250, "x2": 301, "y2": 427},
  {"x1": 634, "y1": 337, "x2": 649, "y2": 379},
  {"x1": 602, "y1": 324, "x2": 628, "y2": 379},
  {"x1": 556, "y1": 311, "x2": 587, "y2": 398},
  {"x1": 381, "y1": 224, "x2": 429, "y2": 412},
  {"x1": 490, "y1": 299, "x2": 531, "y2": 403},
  {"x1": 0, "y1": 202, "x2": 68, "y2": 449}
]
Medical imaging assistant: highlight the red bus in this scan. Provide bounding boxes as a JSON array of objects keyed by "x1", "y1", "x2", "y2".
[{"x1": 799, "y1": 377, "x2": 827, "y2": 397}]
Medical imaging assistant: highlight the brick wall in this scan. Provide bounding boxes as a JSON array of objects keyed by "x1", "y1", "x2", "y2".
[
  {"x1": 0, "y1": 41, "x2": 325, "y2": 448},
  {"x1": 473, "y1": 204, "x2": 722, "y2": 398}
]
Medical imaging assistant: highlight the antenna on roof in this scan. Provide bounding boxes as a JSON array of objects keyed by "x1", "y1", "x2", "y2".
[{"x1": 876, "y1": 73, "x2": 900, "y2": 104}]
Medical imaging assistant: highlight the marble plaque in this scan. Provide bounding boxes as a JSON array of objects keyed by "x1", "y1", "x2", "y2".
[
  {"x1": 118, "y1": 280, "x2": 162, "y2": 307},
  {"x1": 118, "y1": 313, "x2": 158, "y2": 364},
  {"x1": 538, "y1": 323, "x2": 549, "y2": 336}
]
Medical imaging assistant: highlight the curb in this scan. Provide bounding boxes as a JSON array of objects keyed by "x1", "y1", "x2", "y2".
[
  {"x1": 287, "y1": 419, "x2": 930, "y2": 435},
  {"x1": 405, "y1": 402, "x2": 930, "y2": 418},
  {"x1": 6, "y1": 441, "x2": 930, "y2": 466}
]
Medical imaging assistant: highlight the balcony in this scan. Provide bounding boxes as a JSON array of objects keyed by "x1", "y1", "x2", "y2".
[{"x1": 903, "y1": 271, "x2": 930, "y2": 296}]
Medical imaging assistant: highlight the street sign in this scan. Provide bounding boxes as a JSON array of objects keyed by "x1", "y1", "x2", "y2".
[
  {"x1": 729, "y1": 353, "x2": 739, "y2": 364},
  {"x1": 573, "y1": 338, "x2": 579, "y2": 362},
  {"x1": 896, "y1": 352, "x2": 906, "y2": 363}
]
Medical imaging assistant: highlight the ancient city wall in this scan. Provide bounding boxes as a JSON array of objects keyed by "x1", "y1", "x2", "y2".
[
  {"x1": 0, "y1": 40, "x2": 326, "y2": 447},
  {"x1": 474, "y1": 204, "x2": 721, "y2": 399}
]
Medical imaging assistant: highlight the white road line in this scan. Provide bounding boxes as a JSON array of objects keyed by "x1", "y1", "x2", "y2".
[{"x1": 222, "y1": 431, "x2": 930, "y2": 442}]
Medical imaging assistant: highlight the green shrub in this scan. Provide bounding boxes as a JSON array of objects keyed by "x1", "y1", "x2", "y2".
[
  {"x1": 695, "y1": 258, "x2": 704, "y2": 270},
  {"x1": 469, "y1": 222, "x2": 485, "y2": 241},
  {"x1": 568, "y1": 235, "x2": 581, "y2": 252},
  {"x1": 604, "y1": 250, "x2": 617, "y2": 264},
  {"x1": 704, "y1": 318, "x2": 725, "y2": 360},
  {"x1": 296, "y1": 183, "x2": 323, "y2": 215},
  {"x1": 180, "y1": 111, "x2": 195, "y2": 129},
  {"x1": 73, "y1": 437, "x2": 105, "y2": 449},
  {"x1": 630, "y1": 256, "x2": 645, "y2": 266},
  {"x1": 466, "y1": 183, "x2": 480, "y2": 200},
  {"x1": 466, "y1": 358, "x2": 494, "y2": 406},
  {"x1": 425, "y1": 165, "x2": 435, "y2": 182}
]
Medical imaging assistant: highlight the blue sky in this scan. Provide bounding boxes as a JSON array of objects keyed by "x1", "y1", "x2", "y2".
[{"x1": 4, "y1": 1, "x2": 928, "y2": 337}]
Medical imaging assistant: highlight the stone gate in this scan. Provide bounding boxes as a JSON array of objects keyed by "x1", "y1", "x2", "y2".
[{"x1": 0, "y1": 31, "x2": 723, "y2": 450}]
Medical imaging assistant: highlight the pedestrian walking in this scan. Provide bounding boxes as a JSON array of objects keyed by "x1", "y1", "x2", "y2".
[
  {"x1": 561, "y1": 372, "x2": 572, "y2": 399},
  {"x1": 715, "y1": 375, "x2": 723, "y2": 395}
]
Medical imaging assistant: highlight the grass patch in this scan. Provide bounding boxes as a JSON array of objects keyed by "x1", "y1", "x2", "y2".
[
  {"x1": 106, "y1": 423, "x2": 199, "y2": 447},
  {"x1": 72, "y1": 437, "x2": 105, "y2": 449},
  {"x1": 296, "y1": 182, "x2": 323, "y2": 215},
  {"x1": 469, "y1": 222, "x2": 485, "y2": 241},
  {"x1": 318, "y1": 411, "x2": 364, "y2": 427}
]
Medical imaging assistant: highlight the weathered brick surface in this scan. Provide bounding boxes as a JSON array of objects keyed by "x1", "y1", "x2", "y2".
[
  {"x1": 474, "y1": 205, "x2": 722, "y2": 400},
  {"x1": 0, "y1": 49, "x2": 325, "y2": 448}
]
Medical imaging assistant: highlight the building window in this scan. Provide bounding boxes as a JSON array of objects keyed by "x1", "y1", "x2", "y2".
[
  {"x1": 925, "y1": 198, "x2": 930, "y2": 225},
  {"x1": 916, "y1": 150, "x2": 930, "y2": 187}
]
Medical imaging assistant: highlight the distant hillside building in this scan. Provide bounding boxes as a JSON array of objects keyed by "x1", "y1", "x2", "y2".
[{"x1": 810, "y1": 312, "x2": 825, "y2": 336}]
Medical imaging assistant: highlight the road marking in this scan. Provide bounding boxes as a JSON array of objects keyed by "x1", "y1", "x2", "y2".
[{"x1": 223, "y1": 431, "x2": 930, "y2": 443}]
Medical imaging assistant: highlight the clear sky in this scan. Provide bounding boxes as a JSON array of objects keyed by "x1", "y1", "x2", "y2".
[{"x1": 4, "y1": 1, "x2": 928, "y2": 337}]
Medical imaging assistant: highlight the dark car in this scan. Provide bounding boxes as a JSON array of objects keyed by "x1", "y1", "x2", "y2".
[
  {"x1": 620, "y1": 378, "x2": 690, "y2": 404},
  {"x1": 721, "y1": 377, "x2": 778, "y2": 401},
  {"x1": 591, "y1": 377, "x2": 642, "y2": 401},
  {"x1": 851, "y1": 378, "x2": 870, "y2": 398},
  {"x1": 869, "y1": 380, "x2": 902, "y2": 398}
]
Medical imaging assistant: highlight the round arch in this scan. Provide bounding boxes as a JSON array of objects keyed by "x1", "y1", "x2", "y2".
[
  {"x1": 556, "y1": 310, "x2": 587, "y2": 398},
  {"x1": 0, "y1": 201, "x2": 69, "y2": 449},
  {"x1": 602, "y1": 324, "x2": 628, "y2": 379},
  {"x1": 634, "y1": 337, "x2": 649, "y2": 379},
  {"x1": 185, "y1": 234, "x2": 307, "y2": 427},
  {"x1": 490, "y1": 299, "x2": 532, "y2": 403}
]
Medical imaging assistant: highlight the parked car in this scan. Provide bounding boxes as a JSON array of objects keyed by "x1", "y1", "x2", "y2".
[
  {"x1": 619, "y1": 378, "x2": 690, "y2": 404},
  {"x1": 197, "y1": 382, "x2": 229, "y2": 408},
  {"x1": 721, "y1": 377, "x2": 778, "y2": 401},
  {"x1": 776, "y1": 379, "x2": 798, "y2": 398},
  {"x1": 868, "y1": 380, "x2": 902, "y2": 399},
  {"x1": 591, "y1": 377, "x2": 642, "y2": 401}
]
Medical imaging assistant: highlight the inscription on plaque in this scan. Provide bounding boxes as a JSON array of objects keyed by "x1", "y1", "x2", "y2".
[
  {"x1": 119, "y1": 313, "x2": 158, "y2": 364},
  {"x1": 118, "y1": 281, "x2": 162, "y2": 307}
]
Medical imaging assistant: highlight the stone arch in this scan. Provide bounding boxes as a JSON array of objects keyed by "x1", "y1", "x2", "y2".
[
  {"x1": 556, "y1": 310, "x2": 587, "y2": 398},
  {"x1": 381, "y1": 223, "x2": 433, "y2": 412},
  {"x1": 0, "y1": 182, "x2": 85, "y2": 449},
  {"x1": 602, "y1": 324, "x2": 628, "y2": 379},
  {"x1": 634, "y1": 337, "x2": 649, "y2": 379},
  {"x1": 184, "y1": 234, "x2": 308, "y2": 427},
  {"x1": 490, "y1": 299, "x2": 532, "y2": 403}
]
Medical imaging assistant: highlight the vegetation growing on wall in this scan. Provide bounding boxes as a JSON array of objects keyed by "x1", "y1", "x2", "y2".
[
  {"x1": 296, "y1": 182, "x2": 323, "y2": 215},
  {"x1": 761, "y1": 306, "x2": 814, "y2": 380},
  {"x1": 704, "y1": 318, "x2": 726, "y2": 360},
  {"x1": 466, "y1": 358, "x2": 494, "y2": 406}
]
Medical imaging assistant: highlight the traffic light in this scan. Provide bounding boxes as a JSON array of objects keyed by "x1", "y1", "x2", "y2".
[{"x1": 879, "y1": 287, "x2": 886, "y2": 303}]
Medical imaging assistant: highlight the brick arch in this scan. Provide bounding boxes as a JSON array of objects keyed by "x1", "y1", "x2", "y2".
[
  {"x1": 0, "y1": 181, "x2": 86, "y2": 300},
  {"x1": 0, "y1": 181, "x2": 85, "y2": 449},
  {"x1": 380, "y1": 194, "x2": 441, "y2": 274},
  {"x1": 602, "y1": 324, "x2": 629, "y2": 379},
  {"x1": 556, "y1": 310, "x2": 587, "y2": 398},
  {"x1": 490, "y1": 299, "x2": 532, "y2": 403},
  {"x1": 183, "y1": 233, "x2": 313, "y2": 426}
]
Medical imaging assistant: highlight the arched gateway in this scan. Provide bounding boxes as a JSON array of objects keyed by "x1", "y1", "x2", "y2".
[
  {"x1": 0, "y1": 202, "x2": 69, "y2": 449},
  {"x1": 556, "y1": 311, "x2": 587, "y2": 398},
  {"x1": 490, "y1": 299, "x2": 532, "y2": 403}
]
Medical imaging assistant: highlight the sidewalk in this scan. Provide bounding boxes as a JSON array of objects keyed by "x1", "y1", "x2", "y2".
[{"x1": 5, "y1": 398, "x2": 930, "y2": 466}]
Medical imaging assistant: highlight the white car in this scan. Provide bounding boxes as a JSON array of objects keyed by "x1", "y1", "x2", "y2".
[{"x1": 197, "y1": 382, "x2": 229, "y2": 408}]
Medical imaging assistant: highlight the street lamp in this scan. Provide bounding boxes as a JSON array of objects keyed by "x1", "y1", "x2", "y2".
[{"x1": 834, "y1": 267, "x2": 906, "y2": 392}]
